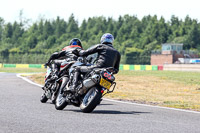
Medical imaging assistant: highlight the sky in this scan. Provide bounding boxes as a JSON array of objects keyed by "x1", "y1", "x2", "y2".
[{"x1": 0, "y1": 0, "x2": 199, "y2": 24}]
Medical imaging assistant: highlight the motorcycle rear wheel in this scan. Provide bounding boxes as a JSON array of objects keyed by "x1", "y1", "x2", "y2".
[{"x1": 80, "y1": 87, "x2": 102, "y2": 113}]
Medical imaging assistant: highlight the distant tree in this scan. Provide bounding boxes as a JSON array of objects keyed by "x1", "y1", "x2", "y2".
[
  {"x1": 185, "y1": 20, "x2": 200, "y2": 49},
  {"x1": 43, "y1": 20, "x2": 53, "y2": 40},
  {"x1": 66, "y1": 14, "x2": 79, "y2": 36},
  {"x1": 157, "y1": 17, "x2": 169, "y2": 43},
  {"x1": 1, "y1": 14, "x2": 200, "y2": 64},
  {"x1": 4, "y1": 23, "x2": 13, "y2": 38},
  {"x1": 37, "y1": 20, "x2": 44, "y2": 40},
  {"x1": 18, "y1": 9, "x2": 31, "y2": 29},
  {"x1": 12, "y1": 21, "x2": 24, "y2": 45},
  {"x1": 0, "y1": 17, "x2": 4, "y2": 42},
  {"x1": 53, "y1": 16, "x2": 67, "y2": 38},
  {"x1": 80, "y1": 19, "x2": 88, "y2": 39},
  {"x1": 124, "y1": 47, "x2": 144, "y2": 64},
  {"x1": 27, "y1": 35, "x2": 38, "y2": 49}
]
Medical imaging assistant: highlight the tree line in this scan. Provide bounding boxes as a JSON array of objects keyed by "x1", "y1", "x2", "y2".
[{"x1": 0, "y1": 14, "x2": 200, "y2": 64}]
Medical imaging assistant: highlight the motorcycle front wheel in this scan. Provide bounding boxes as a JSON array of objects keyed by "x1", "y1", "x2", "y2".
[
  {"x1": 55, "y1": 85, "x2": 68, "y2": 110},
  {"x1": 40, "y1": 93, "x2": 48, "y2": 103},
  {"x1": 80, "y1": 87, "x2": 102, "y2": 113}
]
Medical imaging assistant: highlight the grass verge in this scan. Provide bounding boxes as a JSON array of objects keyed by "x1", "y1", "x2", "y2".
[
  {"x1": 111, "y1": 71, "x2": 200, "y2": 111},
  {"x1": 0, "y1": 68, "x2": 46, "y2": 73}
]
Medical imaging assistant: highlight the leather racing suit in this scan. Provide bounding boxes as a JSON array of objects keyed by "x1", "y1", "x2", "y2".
[
  {"x1": 46, "y1": 45, "x2": 82, "y2": 77},
  {"x1": 71, "y1": 43, "x2": 121, "y2": 91}
]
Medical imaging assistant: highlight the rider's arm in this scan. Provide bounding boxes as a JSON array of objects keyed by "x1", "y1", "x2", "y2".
[
  {"x1": 114, "y1": 52, "x2": 121, "y2": 74},
  {"x1": 47, "y1": 51, "x2": 66, "y2": 63},
  {"x1": 78, "y1": 44, "x2": 100, "y2": 56}
]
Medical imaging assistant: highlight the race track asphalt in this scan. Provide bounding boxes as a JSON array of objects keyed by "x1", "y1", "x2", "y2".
[{"x1": 0, "y1": 73, "x2": 200, "y2": 133}]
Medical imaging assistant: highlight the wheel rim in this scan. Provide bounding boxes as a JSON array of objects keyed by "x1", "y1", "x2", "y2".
[
  {"x1": 56, "y1": 93, "x2": 65, "y2": 106},
  {"x1": 82, "y1": 88, "x2": 96, "y2": 107}
]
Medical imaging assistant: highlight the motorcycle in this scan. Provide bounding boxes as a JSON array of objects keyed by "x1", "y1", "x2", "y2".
[
  {"x1": 55, "y1": 57, "x2": 116, "y2": 113},
  {"x1": 40, "y1": 60, "x2": 75, "y2": 104}
]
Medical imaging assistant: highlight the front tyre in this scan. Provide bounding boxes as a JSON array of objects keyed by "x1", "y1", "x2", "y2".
[
  {"x1": 80, "y1": 87, "x2": 102, "y2": 113},
  {"x1": 55, "y1": 88, "x2": 68, "y2": 110},
  {"x1": 40, "y1": 93, "x2": 48, "y2": 103},
  {"x1": 51, "y1": 93, "x2": 57, "y2": 104}
]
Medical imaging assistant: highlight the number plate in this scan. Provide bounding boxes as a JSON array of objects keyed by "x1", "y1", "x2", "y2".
[{"x1": 100, "y1": 77, "x2": 111, "y2": 90}]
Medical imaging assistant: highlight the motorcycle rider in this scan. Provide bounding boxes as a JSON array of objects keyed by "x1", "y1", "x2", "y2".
[
  {"x1": 45, "y1": 38, "x2": 83, "y2": 80},
  {"x1": 69, "y1": 33, "x2": 121, "y2": 92}
]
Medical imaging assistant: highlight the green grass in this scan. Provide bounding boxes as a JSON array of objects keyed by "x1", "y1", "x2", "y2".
[
  {"x1": 112, "y1": 70, "x2": 200, "y2": 111},
  {"x1": 118, "y1": 70, "x2": 200, "y2": 85},
  {"x1": 0, "y1": 68, "x2": 46, "y2": 73}
]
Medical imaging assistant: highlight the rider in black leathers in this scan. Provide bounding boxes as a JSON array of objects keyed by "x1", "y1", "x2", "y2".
[
  {"x1": 69, "y1": 33, "x2": 121, "y2": 91},
  {"x1": 45, "y1": 38, "x2": 83, "y2": 79}
]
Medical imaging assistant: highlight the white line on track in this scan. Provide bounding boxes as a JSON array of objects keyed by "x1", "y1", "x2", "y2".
[
  {"x1": 103, "y1": 98, "x2": 200, "y2": 114},
  {"x1": 16, "y1": 73, "x2": 200, "y2": 114},
  {"x1": 16, "y1": 73, "x2": 43, "y2": 87}
]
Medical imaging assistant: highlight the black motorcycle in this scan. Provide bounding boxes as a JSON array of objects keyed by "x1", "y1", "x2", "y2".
[
  {"x1": 40, "y1": 60, "x2": 75, "y2": 104},
  {"x1": 55, "y1": 57, "x2": 116, "y2": 113}
]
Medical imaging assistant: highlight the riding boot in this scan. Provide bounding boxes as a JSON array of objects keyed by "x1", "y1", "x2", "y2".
[
  {"x1": 51, "y1": 64, "x2": 59, "y2": 80},
  {"x1": 69, "y1": 71, "x2": 80, "y2": 92}
]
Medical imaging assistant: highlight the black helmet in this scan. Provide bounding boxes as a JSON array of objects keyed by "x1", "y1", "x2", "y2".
[{"x1": 69, "y1": 38, "x2": 82, "y2": 48}]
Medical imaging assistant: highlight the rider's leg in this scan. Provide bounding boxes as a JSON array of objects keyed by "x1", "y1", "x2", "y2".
[
  {"x1": 69, "y1": 65, "x2": 97, "y2": 92},
  {"x1": 69, "y1": 66, "x2": 81, "y2": 91},
  {"x1": 52, "y1": 60, "x2": 65, "y2": 79}
]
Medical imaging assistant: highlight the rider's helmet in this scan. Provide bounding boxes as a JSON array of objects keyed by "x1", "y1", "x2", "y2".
[
  {"x1": 69, "y1": 38, "x2": 82, "y2": 48},
  {"x1": 100, "y1": 33, "x2": 114, "y2": 44}
]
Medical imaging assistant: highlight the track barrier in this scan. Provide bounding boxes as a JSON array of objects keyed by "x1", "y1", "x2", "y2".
[{"x1": 0, "y1": 63, "x2": 164, "y2": 71}]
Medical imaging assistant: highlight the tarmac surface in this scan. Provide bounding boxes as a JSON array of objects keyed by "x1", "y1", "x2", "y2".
[{"x1": 0, "y1": 73, "x2": 200, "y2": 133}]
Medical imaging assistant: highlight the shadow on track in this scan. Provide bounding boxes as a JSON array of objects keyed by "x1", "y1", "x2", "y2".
[
  {"x1": 63, "y1": 109, "x2": 151, "y2": 115},
  {"x1": 97, "y1": 103, "x2": 114, "y2": 106},
  {"x1": 92, "y1": 110, "x2": 151, "y2": 115}
]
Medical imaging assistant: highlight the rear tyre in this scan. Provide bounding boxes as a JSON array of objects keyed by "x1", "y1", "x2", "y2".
[
  {"x1": 40, "y1": 93, "x2": 48, "y2": 103},
  {"x1": 80, "y1": 87, "x2": 102, "y2": 113}
]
